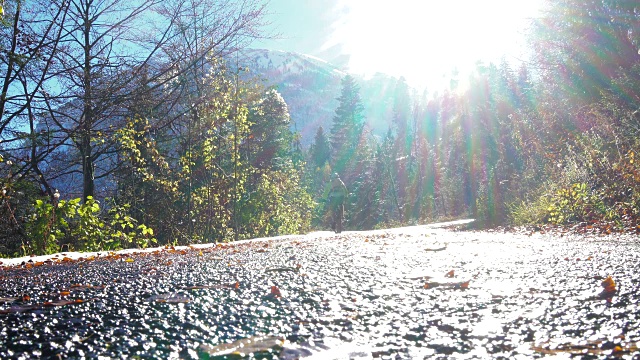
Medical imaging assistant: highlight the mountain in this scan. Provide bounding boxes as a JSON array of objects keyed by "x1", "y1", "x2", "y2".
[{"x1": 238, "y1": 49, "x2": 400, "y2": 146}]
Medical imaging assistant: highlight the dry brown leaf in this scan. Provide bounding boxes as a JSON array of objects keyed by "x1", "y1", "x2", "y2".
[
  {"x1": 270, "y1": 286, "x2": 282, "y2": 298},
  {"x1": 601, "y1": 276, "x2": 616, "y2": 293}
]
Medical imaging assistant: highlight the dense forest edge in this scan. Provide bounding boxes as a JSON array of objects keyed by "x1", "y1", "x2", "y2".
[{"x1": 1, "y1": 0, "x2": 640, "y2": 257}]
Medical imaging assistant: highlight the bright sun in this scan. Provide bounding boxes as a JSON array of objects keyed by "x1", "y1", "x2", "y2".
[{"x1": 326, "y1": 0, "x2": 543, "y2": 91}]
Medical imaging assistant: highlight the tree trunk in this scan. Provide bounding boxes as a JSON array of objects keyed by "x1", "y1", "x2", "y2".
[
  {"x1": 82, "y1": 3, "x2": 94, "y2": 202},
  {"x1": 81, "y1": 130, "x2": 94, "y2": 201}
]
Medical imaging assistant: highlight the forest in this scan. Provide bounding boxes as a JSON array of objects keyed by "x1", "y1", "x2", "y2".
[{"x1": 1, "y1": 0, "x2": 640, "y2": 256}]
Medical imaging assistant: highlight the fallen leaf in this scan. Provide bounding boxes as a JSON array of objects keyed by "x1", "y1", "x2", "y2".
[
  {"x1": 181, "y1": 282, "x2": 239, "y2": 290},
  {"x1": 265, "y1": 267, "x2": 299, "y2": 273},
  {"x1": 279, "y1": 338, "x2": 366, "y2": 359},
  {"x1": 43, "y1": 299, "x2": 88, "y2": 307},
  {"x1": 425, "y1": 246, "x2": 447, "y2": 252},
  {"x1": 601, "y1": 276, "x2": 616, "y2": 293},
  {"x1": 423, "y1": 280, "x2": 470, "y2": 290},
  {"x1": 199, "y1": 336, "x2": 284, "y2": 356},
  {"x1": 445, "y1": 270, "x2": 455, "y2": 278},
  {"x1": 146, "y1": 293, "x2": 190, "y2": 303},
  {"x1": 0, "y1": 297, "x2": 20, "y2": 303},
  {"x1": 69, "y1": 284, "x2": 105, "y2": 291},
  {"x1": 124, "y1": 258, "x2": 134, "y2": 263},
  {"x1": 0, "y1": 304, "x2": 41, "y2": 314},
  {"x1": 424, "y1": 282, "x2": 440, "y2": 288},
  {"x1": 599, "y1": 275, "x2": 616, "y2": 299},
  {"x1": 182, "y1": 285, "x2": 209, "y2": 290},
  {"x1": 532, "y1": 339, "x2": 637, "y2": 355},
  {"x1": 270, "y1": 286, "x2": 282, "y2": 298},
  {"x1": 409, "y1": 275, "x2": 433, "y2": 280}
]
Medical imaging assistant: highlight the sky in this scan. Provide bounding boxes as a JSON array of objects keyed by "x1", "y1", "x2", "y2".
[{"x1": 256, "y1": 0, "x2": 544, "y2": 91}]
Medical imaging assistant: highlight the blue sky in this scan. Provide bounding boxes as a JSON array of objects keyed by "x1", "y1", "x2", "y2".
[{"x1": 256, "y1": 0, "x2": 341, "y2": 56}]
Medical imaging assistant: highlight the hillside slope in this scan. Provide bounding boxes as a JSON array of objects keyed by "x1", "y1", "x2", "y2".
[{"x1": 239, "y1": 49, "x2": 401, "y2": 146}]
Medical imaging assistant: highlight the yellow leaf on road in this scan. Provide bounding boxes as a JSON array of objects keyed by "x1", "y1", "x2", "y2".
[{"x1": 601, "y1": 276, "x2": 616, "y2": 293}]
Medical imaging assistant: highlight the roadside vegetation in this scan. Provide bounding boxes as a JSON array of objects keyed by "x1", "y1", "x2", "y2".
[{"x1": 1, "y1": 0, "x2": 640, "y2": 256}]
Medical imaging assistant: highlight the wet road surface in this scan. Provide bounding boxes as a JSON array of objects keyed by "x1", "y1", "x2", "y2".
[{"x1": 1, "y1": 222, "x2": 639, "y2": 359}]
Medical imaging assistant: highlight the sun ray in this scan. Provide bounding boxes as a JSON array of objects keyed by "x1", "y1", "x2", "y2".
[{"x1": 325, "y1": 0, "x2": 543, "y2": 91}]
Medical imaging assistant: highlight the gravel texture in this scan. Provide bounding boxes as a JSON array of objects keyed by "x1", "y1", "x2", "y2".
[{"x1": 1, "y1": 221, "x2": 639, "y2": 359}]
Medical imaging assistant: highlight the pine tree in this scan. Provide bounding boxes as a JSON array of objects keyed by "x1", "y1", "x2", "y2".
[
  {"x1": 330, "y1": 74, "x2": 365, "y2": 175},
  {"x1": 390, "y1": 77, "x2": 412, "y2": 220},
  {"x1": 392, "y1": 77, "x2": 412, "y2": 157},
  {"x1": 310, "y1": 126, "x2": 331, "y2": 168},
  {"x1": 343, "y1": 128, "x2": 377, "y2": 230}
]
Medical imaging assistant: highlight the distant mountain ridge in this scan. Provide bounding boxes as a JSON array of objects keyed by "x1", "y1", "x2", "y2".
[{"x1": 238, "y1": 49, "x2": 401, "y2": 146}]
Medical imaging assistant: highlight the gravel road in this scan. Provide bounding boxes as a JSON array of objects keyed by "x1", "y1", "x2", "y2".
[{"x1": 1, "y1": 221, "x2": 639, "y2": 359}]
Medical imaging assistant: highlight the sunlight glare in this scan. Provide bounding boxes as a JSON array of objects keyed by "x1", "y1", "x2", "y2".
[{"x1": 326, "y1": 0, "x2": 542, "y2": 91}]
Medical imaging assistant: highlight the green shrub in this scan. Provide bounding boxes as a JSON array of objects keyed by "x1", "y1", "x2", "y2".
[
  {"x1": 545, "y1": 182, "x2": 599, "y2": 224},
  {"x1": 24, "y1": 196, "x2": 156, "y2": 255},
  {"x1": 509, "y1": 196, "x2": 553, "y2": 226}
]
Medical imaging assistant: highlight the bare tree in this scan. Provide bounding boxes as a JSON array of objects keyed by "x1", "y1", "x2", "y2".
[
  {"x1": 0, "y1": 0, "x2": 71, "y2": 197},
  {"x1": 29, "y1": 0, "x2": 269, "y2": 202}
]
